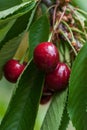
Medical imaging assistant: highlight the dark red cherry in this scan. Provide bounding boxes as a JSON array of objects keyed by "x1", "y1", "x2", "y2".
[
  {"x1": 40, "y1": 95, "x2": 52, "y2": 105},
  {"x1": 4, "y1": 59, "x2": 26, "y2": 83},
  {"x1": 45, "y1": 62, "x2": 71, "y2": 91},
  {"x1": 40, "y1": 82, "x2": 54, "y2": 105},
  {"x1": 42, "y1": 82, "x2": 54, "y2": 95},
  {"x1": 34, "y1": 42, "x2": 59, "y2": 72}
]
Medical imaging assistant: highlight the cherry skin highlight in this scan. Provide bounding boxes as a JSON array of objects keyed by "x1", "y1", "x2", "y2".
[
  {"x1": 45, "y1": 62, "x2": 71, "y2": 91},
  {"x1": 34, "y1": 42, "x2": 59, "y2": 72},
  {"x1": 4, "y1": 59, "x2": 26, "y2": 83}
]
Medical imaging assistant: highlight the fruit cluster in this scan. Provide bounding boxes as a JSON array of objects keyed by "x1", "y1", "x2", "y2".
[
  {"x1": 33, "y1": 42, "x2": 71, "y2": 105},
  {"x1": 3, "y1": 42, "x2": 70, "y2": 105}
]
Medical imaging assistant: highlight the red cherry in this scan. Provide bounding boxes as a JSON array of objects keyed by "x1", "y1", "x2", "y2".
[
  {"x1": 40, "y1": 95, "x2": 52, "y2": 105},
  {"x1": 3, "y1": 59, "x2": 26, "y2": 83},
  {"x1": 42, "y1": 82, "x2": 54, "y2": 95},
  {"x1": 34, "y1": 42, "x2": 59, "y2": 72},
  {"x1": 40, "y1": 83, "x2": 54, "y2": 105},
  {"x1": 45, "y1": 62, "x2": 71, "y2": 91}
]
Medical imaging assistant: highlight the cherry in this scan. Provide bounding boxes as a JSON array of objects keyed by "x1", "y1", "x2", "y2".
[
  {"x1": 40, "y1": 83, "x2": 54, "y2": 105},
  {"x1": 3, "y1": 59, "x2": 26, "y2": 83},
  {"x1": 34, "y1": 42, "x2": 59, "y2": 72},
  {"x1": 45, "y1": 62, "x2": 71, "y2": 91},
  {"x1": 42, "y1": 82, "x2": 54, "y2": 95},
  {"x1": 40, "y1": 95, "x2": 52, "y2": 105}
]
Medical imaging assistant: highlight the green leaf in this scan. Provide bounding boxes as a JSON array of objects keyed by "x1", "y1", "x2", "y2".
[
  {"x1": 0, "y1": 10, "x2": 31, "y2": 48},
  {"x1": 41, "y1": 89, "x2": 68, "y2": 130},
  {"x1": 68, "y1": 43, "x2": 87, "y2": 130},
  {"x1": 27, "y1": 5, "x2": 38, "y2": 30},
  {"x1": 59, "y1": 106, "x2": 70, "y2": 130},
  {"x1": 72, "y1": 0, "x2": 87, "y2": 12},
  {"x1": 0, "y1": 3, "x2": 36, "y2": 49},
  {"x1": 29, "y1": 15, "x2": 50, "y2": 59},
  {"x1": 0, "y1": 19, "x2": 16, "y2": 42},
  {"x1": 41, "y1": 4, "x2": 48, "y2": 15},
  {"x1": 0, "y1": 61, "x2": 44, "y2": 130},
  {"x1": 0, "y1": 1, "x2": 36, "y2": 23},
  {"x1": 0, "y1": 5, "x2": 35, "y2": 77},
  {"x1": 0, "y1": 0, "x2": 22, "y2": 11},
  {"x1": 0, "y1": 34, "x2": 23, "y2": 78}
]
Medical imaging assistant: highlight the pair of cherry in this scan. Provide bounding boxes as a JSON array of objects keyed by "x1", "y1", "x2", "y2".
[
  {"x1": 3, "y1": 42, "x2": 70, "y2": 105},
  {"x1": 34, "y1": 42, "x2": 70, "y2": 105}
]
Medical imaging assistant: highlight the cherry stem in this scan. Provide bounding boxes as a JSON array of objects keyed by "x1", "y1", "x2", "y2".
[
  {"x1": 71, "y1": 27, "x2": 85, "y2": 35},
  {"x1": 61, "y1": 20, "x2": 75, "y2": 42},
  {"x1": 20, "y1": 48, "x2": 29, "y2": 64},
  {"x1": 76, "y1": 7, "x2": 87, "y2": 16},
  {"x1": 48, "y1": 6, "x2": 66, "y2": 42},
  {"x1": 59, "y1": 29, "x2": 77, "y2": 56},
  {"x1": 68, "y1": 5, "x2": 87, "y2": 41},
  {"x1": 77, "y1": 37, "x2": 85, "y2": 44}
]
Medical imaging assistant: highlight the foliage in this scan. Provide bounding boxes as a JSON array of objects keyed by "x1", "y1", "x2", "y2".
[
  {"x1": 41, "y1": 89, "x2": 68, "y2": 130},
  {"x1": 0, "y1": 0, "x2": 87, "y2": 130},
  {"x1": 0, "y1": 61, "x2": 44, "y2": 130},
  {"x1": 68, "y1": 43, "x2": 87, "y2": 130}
]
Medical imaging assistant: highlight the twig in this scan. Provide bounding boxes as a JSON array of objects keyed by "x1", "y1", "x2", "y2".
[{"x1": 59, "y1": 29, "x2": 77, "y2": 56}]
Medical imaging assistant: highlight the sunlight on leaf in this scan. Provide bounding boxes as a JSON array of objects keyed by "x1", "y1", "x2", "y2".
[{"x1": 0, "y1": 1, "x2": 36, "y2": 23}]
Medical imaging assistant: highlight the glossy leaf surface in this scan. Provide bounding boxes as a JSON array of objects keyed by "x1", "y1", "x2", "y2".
[{"x1": 68, "y1": 43, "x2": 87, "y2": 130}]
